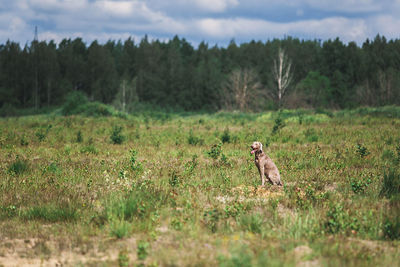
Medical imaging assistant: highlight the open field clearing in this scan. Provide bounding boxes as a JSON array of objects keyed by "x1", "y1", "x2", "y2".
[{"x1": 1, "y1": 108, "x2": 400, "y2": 266}]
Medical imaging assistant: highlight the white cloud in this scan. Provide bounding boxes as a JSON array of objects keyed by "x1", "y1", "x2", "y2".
[
  {"x1": 303, "y1": 0, "x2": 382, "y2": 13},
  {"x1": 195, "y1": 16, "x2": 369, "y2": 43},
  {"x1": 93, "y1": 1, "x2": 135, "y2": 17},
  {"x1": 194, "y1": 0, "x2": 239, "y2": 12}
]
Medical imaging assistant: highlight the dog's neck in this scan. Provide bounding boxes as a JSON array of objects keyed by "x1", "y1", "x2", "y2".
[{"x1": 255, "y1": 149, "x2": 264, "y2": 158}]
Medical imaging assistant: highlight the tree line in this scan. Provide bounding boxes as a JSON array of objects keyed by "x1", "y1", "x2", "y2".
[{"x1": 0, "y1": 34, "x2": 399, "y2": 112}]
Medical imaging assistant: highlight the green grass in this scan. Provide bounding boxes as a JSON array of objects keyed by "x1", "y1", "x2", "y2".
[{"x1": 0, "y1": 107, "x2": 400, "y2": 266}]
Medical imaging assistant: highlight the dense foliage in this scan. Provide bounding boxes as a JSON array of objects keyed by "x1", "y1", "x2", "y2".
[{"x1": 1, "y1": 35, "x2": 400, "y2": 113}]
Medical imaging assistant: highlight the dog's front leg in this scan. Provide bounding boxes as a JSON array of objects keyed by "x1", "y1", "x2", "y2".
[{"x1": 259, "y1": 166, "x2": 265, "y2": 186}]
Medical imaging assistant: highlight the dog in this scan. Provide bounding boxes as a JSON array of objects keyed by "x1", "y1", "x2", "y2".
[{"x1": 250, "y1": 141, "x2": 282, "y2": 186}]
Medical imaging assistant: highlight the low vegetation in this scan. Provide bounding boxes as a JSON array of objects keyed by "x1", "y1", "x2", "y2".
[{"x1": 0, "y1": 107, "x2": 399, "y2": 266}]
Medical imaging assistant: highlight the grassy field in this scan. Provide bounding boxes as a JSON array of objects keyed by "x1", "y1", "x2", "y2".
[{"x1": 1, "y1": 108, "x2": 400, "y2": 266}]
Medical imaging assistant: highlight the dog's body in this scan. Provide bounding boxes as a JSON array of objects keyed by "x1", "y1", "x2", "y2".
[{"x1": 251, "y1": 141, "x2": 282, "y2": 186}]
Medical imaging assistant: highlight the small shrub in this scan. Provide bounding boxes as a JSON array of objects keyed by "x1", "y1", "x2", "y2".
[
  {"x1": 8, "y1": 156, "x2": 29, "y2": 175},
  {"x1": 110, "y1": 126, "x2": 125, "y2": 144},
  {"x1": 208, "y1": 143, "x2": 222, "y2": 159},
  {"x1": 380, "y1": 168, "x2": 400, "y2": 198},
  {"x1": 350, "y1": 176, "x2": 372, "y2": 194},
  {"x1": 20, "y1": 135, "x2": 29, "y2": 146},
  {"x1": 129, "y1": 149, "x2": 143, "y2": 172},
  {"x1": 382, "y1": 214, "x2": 400, "y2": 240},
  {"x1": 271, "y1": 116, "x2": 285, "y2": 135},
  {"x1": 76, "y1": 130, "x2": 83, "y2": 143},
  {"x1": 137, "y1": 241, "x2": 150, "y2": 260},
  {"x1": 221, "y1": 127, "x2": 231, "y2": 143},
  {"x1": 356, "y1": 143, "x2": 370, "y2": 158}
]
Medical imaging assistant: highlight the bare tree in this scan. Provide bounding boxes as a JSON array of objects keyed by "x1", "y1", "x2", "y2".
[
  {"x1": 113, "y1": 77, "x2": 138, "y2": 112},
  {"x1": 272, "y1": 48, "x2": 293, "y2": 106},
  {"x1": 221, "y1": 68, "x2": 263, "y2": 111}
]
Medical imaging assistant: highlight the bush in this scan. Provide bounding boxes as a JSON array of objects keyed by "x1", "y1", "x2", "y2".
[
  {"x1": 382, "y1": 214, "x2": 400, "y2": 240},
  {"x1": 76, "y1": 130, "x2": 83, "y2": 143},
  {"x1": 221, "y1": 127, "x2": 231, "y2": 143},
  {"x1": 208, "y1": 143, "x2": 222, "y2": 159},
  {"x1": 110, "y1": 126, "x2": 125, "y2": 144},
  {"x1": 350, "y1": 176, "x2": 372, "y2": 194},
  {"x1": 271, "y1": 116, "x2": 285, "y2": 135},
  {"x1": 76, "y1": 102, "x2": 114, "y2": 117},
  {"x1": 61, "y1": 91, "x2": 89, "y2": 116},
  {"x1": 356, "y1": 143, "x2": 370, "y2": 158}
]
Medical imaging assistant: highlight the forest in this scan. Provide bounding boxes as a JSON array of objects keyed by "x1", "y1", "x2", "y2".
[{"x1": 0, "y1": 34, "x2": 399, "y2": 114}]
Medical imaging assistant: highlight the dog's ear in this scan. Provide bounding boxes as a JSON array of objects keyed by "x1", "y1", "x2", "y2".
[{"x1": 259, "y1": 143, "x2": 263, "y2": 152}]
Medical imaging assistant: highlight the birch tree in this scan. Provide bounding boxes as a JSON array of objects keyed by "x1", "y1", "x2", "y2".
[
  {"x1": 113, "y1": 77, "x2": 138, "y2": 112},
  {"x1": 273, "y1": 48, "x2": 293, "y2": 106}
]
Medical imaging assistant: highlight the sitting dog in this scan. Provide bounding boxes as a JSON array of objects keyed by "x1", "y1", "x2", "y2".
[{"x1": 250, "y1": 141, "x2": 282, "y2": 186}]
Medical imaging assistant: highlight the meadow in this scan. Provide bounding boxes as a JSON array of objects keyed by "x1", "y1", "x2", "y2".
[{"x1": 0, "y1": 107, "x2": 400, "y2": 266}]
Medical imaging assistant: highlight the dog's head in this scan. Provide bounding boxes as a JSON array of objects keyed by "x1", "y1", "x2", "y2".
[{"x1": 250, "y1": 141, "x2": 263, "y2": 154}]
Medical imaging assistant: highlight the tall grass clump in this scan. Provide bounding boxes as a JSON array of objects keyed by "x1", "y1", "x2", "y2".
[
  {"x1": 8, "y1": 156, "x2": 29, "y2": 175},
  {"x1": 23, "y1": 205, "x2": 78, "y2": 222},
  {"x1": 380, "y1": 168, "x2": 400, "y2": 198}
]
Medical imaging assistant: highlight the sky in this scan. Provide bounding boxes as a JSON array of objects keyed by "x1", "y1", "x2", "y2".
[{"x1": 1, "y1": 0, "x2": 400, "y2": 47}]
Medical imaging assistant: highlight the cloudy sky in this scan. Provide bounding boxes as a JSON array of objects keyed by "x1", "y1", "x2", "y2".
[{"x1": 1, "y1": 0, "x2": 400, "y2": 46}]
